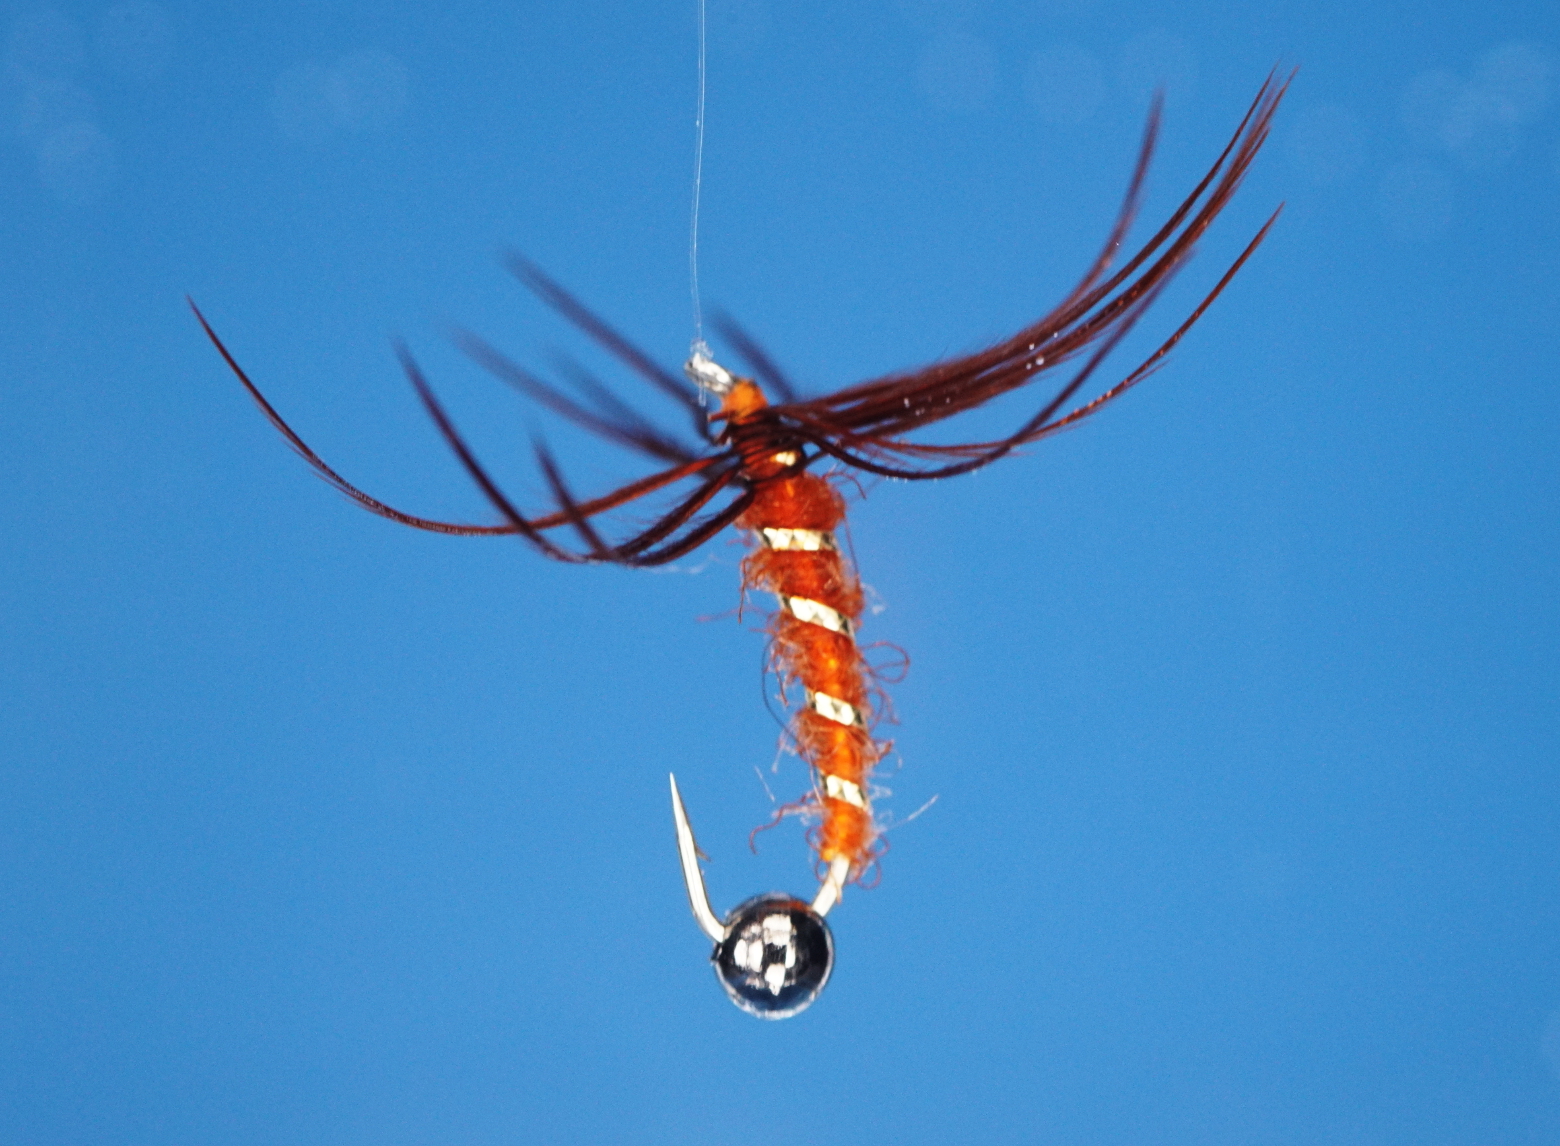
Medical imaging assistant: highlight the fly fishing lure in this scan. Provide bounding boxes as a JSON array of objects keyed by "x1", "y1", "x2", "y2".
[{"x1": 194, "y1": 72, "x2": 1288, "y2": 1019}]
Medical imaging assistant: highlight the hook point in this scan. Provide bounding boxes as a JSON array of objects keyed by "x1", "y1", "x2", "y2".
[{"x1": 670, "y1": 773, "x2": 727, "y2": 943}]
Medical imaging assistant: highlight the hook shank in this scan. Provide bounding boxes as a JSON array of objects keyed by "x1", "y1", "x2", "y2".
[{"x1": 811, "y1": 856, "x2": 850, "y2": 918}]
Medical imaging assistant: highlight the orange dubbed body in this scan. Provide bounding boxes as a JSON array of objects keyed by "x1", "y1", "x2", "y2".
[{"x1": 723, "y1": 382, "x2": 884, "y2": 878}]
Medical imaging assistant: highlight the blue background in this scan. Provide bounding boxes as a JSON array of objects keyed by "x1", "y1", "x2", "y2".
[{"x1": 5, "y1": 0, "x2": 1560, "y2": 1142}]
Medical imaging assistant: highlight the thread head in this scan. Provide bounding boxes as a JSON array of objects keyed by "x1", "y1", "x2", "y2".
[{"x1": 712, "y1": 893, "x2": 834, "y2": 1019}]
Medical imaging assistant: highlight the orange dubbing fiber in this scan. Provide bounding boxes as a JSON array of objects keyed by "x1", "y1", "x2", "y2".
[
  {"x1": 743, "y1": 474, "x2": 847, "y2": 532},
  {"x1": 738, "y1": 470, "x2": 885, "y2": 877}
]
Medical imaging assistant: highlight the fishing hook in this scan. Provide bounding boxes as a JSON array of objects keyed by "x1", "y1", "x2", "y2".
[{"x1": 670, "y1": 773, "x2": 845, "y2": 1019}]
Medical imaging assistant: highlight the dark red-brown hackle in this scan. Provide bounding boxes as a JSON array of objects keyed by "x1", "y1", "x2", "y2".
[{"x1": 191, "y1": 72, "x2": 1291, "y2": 886}]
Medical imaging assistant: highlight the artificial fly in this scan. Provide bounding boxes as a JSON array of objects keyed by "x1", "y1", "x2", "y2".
[{"x1": 193, "y1": 70, "x2": 1289, "y2": 1019}]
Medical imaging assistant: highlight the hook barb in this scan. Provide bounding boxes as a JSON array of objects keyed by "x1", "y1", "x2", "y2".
[{"x1": 669, "y1": 773, "x2": 727, "y2": 942}]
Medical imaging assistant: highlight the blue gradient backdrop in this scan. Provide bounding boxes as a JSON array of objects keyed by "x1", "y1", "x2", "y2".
[{"x1": 5, "y1": 1, "x2": 1560, "y2": 1142}]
